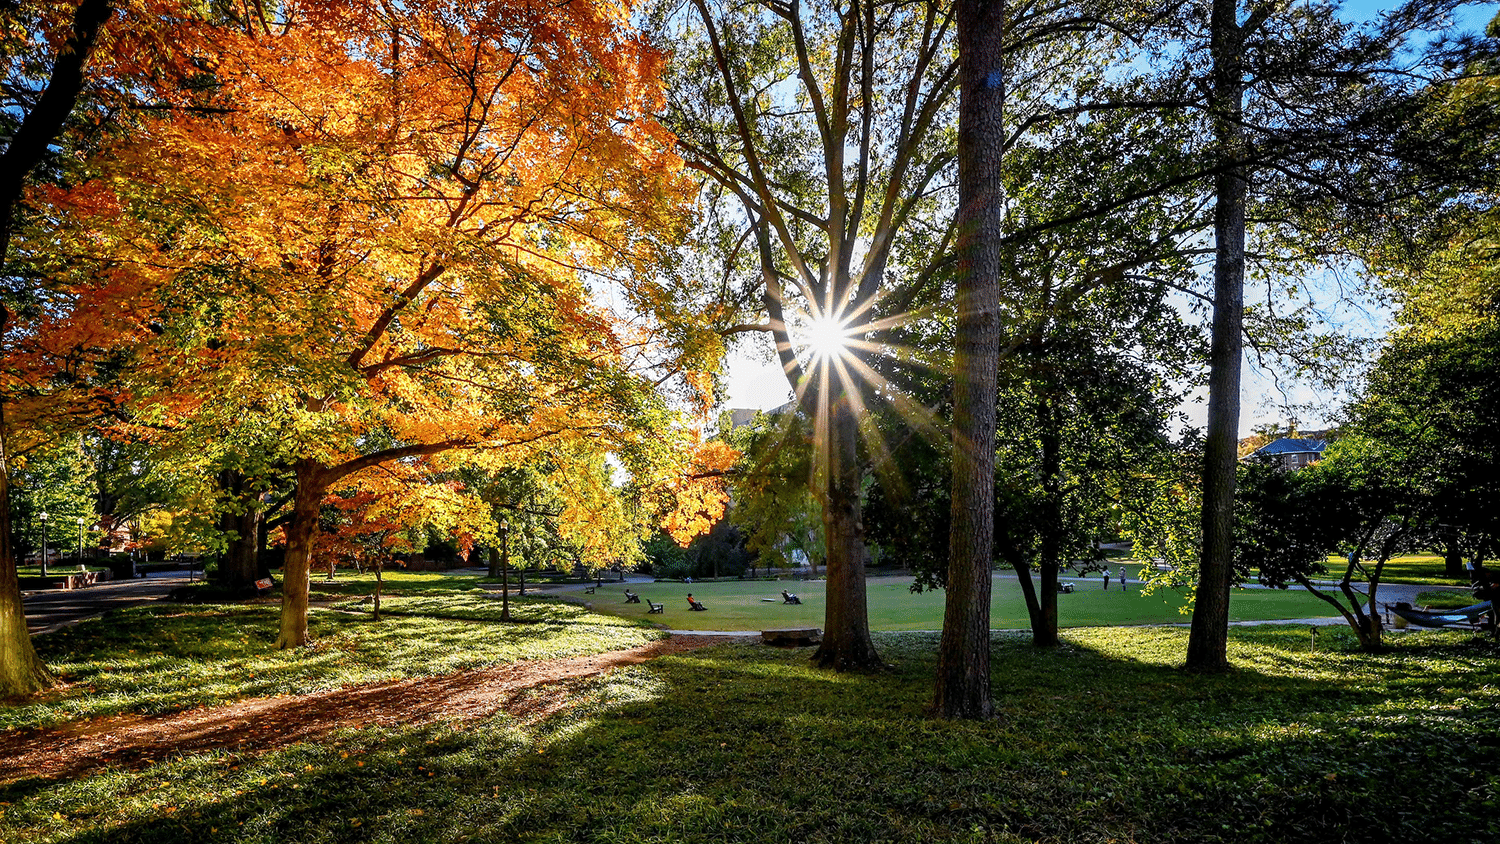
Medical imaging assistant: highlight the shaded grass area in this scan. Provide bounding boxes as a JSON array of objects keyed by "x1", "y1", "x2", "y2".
[
  {"x1": 297, "y1": 569, "x2": 499, "y2": 599},
  {"x1": 3, "y1": 598, "x2": 661, "y2": 732},
  {"x1": 294, "y1": 569, "x2": 592, "y2": 600},
  {"x1": 2, "y1": 626, "x2": 1496, "y2": 843},
  {"x1": 593, "y1": 575, "x2": 1342, "y2": 631}
]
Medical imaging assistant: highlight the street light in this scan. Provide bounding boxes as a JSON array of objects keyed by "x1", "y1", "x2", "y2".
[
  {"x1": 38, "y1": 511, "x2": 48, "y2": 578},
  {"x1": 499, "y1": 519, "x2": 511, "y2": 622},
  {"x1": 77, "y1": 516, "x2": 86, "y2": 569}
]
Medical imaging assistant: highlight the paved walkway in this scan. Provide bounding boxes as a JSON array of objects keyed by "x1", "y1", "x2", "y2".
[{"x1": 21, "y1": 573, "x2": 194, "y2": 635}]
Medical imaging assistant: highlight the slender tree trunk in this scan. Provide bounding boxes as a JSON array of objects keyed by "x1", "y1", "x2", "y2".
[
  {"x1": 1186, "y1": 0, "x2": 1247, "y2": 673},
  {"x1": 1443, "y1": 539, "x2": 1464, "y2": 579},
  {"x1": 276, "y1": 460, "x2": 327, "y2": 649},
  {"x1": 0, "y1": 397, "x2": 55, "y2": 697},
  {"x1": 813, "y1": 403, "x2": 882, "y2": 670},
  {"x1": 1033, "y1": 397, "x2": 1062, "y2": 647},
  {"x1": 933, "y1": 0, "x2": 1005, "y2": 718},
  {"x1": 493, "y1": 546, "x2": 511, "y2": 622},
  {"x1": 369, "y1": 560, "x2": 381, "y2": 621},
  {"x1": 1015, "y1": 559, "x2": 1042, "y2": 629}
]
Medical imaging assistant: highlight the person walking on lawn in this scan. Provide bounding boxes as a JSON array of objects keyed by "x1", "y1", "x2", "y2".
[{"x1": 1119, "y1": 566, "x2": 1129, "y2": 591}]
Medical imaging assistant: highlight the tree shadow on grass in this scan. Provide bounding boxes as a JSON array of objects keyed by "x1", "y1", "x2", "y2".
[
  {"x1": 3, "y1": 631, "x2": 1497, "y2": 843},
  {"x1": 6, "y1": 605, "x2": 659, "y2": 733}
]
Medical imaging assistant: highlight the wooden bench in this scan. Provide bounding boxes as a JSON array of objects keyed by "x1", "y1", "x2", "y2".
[{"x1": 761, "y1": 627, "x2": 822, "y2": 647}]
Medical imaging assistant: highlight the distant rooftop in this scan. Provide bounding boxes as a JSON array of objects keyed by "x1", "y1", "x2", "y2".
[
  {"x1": 726, "y1": 400, "x2": 797, "y2": 429},
  {"x1": 1250, "y1": 437, "x2": 1328, "y2": 457}
]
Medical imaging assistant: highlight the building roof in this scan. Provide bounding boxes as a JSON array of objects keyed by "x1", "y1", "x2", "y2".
[{"x1": 1251, "y1": 437, "x2": 1327, "y2": 457}]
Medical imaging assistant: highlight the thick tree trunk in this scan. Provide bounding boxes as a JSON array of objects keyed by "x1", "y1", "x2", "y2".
[
  {"x1": 1186, "y1": 0, "x2": 1246, "y2": 674},
  {"x1": 813, "y1": 404, "x2": 882, "y2": 670},
  {"x1": 214, "y1": 470, "x2": 262, "y2": 595},
  {"x1": 933, "y1": 0, "x2": 1005, "y2": 718},
  {"x1": 276, "y1": 461, "x2": 328, "y2": 649}
]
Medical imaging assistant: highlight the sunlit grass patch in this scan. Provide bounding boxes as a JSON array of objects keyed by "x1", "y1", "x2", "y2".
[
  {"x1": 6, "y1": 599, "x2": 663, "y2": 731},
  {"x1": 584, "y1": 575, "x2": 1342, "y2": 631}
]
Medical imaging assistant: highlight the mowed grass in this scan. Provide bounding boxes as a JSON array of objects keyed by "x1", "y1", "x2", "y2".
[
  {"x1": 2, "y1": 623, "x2": 1496, "y2": 844},
  {"x1": 1348, "y1": 553, "x2": 1475, "y2": 587},
  {"x1": 297, "y1": 569, "x2": 503, "y2": 597},
  {"x1": 3, "y1": 596, "x2": 661, "y2": 732},
  {"x1": 589, "y1": 575, "x2": 1343, "y2": 631}
]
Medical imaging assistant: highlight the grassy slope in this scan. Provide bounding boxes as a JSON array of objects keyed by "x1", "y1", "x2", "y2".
[
  {"x1": 590, "y1": 575, "x2": 1342, "y2": 631},
  {"x1": 3, "y1": 597, "x2": 661, "y2": 732},
  {"x1": 2, "y1": 623, "x2": 1495, "y2": 843}
]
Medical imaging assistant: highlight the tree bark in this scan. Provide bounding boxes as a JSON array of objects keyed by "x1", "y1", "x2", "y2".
[
  {"x1": 812, "y1": 400, "x2": 882, "y2": 670},
  {"x1": 932, "y1": 0, "x2": 1005, "y2": 718},
  {"x1": 214, "y1": 470, "x2": 262, "y2": 595},
  {"x1": 276, "y1": 460, "x2": 327, "y2": 649},
  {"x1": 1186, "y1": 0, "x2": 1247, "y2": 673}
]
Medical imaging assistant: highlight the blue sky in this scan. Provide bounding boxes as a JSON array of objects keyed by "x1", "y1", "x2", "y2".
[{"x1": 723, "y1": 1, "x2": 1497, "y2": 437}]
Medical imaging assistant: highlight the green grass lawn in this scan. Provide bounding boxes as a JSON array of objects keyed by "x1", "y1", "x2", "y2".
[
  {"x1": 3, "y1": 596, "x2": 661, "y2": 733},
  {"x1": 2, "y1": 618, "x2": 1495, "y2": 843},
  {"x1": 1352, "y1": 554, "x2": 1475, "y2": 587},
  {"x1": 587, "y1": 575, "x2": 1343, "y2": 631}
]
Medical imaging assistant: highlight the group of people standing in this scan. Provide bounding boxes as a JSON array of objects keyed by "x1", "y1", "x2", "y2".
[{"x1": 1102, "y1": 566, "x2": 1130, "y2": 590}]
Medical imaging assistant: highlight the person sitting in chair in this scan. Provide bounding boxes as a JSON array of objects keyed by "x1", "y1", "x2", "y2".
[
  {"x1": 781, "y1": 590, "x2": 801, "y2": 604},
  {"x1": 686, "y1": 593, "x2": 707, "y2": 611},
  {"x1": 624, "y1": 589, "x2": 640, "y2": 603}
]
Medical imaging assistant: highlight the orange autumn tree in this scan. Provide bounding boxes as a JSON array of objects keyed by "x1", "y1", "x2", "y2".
[
  {"x1": 1, "y1": 0, "x2": 223, "y2": 696},
  {"x1": 46, "y1": 0, "x2": 724, "y2": 648}
]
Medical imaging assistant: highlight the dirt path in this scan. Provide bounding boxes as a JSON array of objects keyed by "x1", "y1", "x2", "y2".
[{"x1": 0, "y1": 634, "x2": 743, "y2": 785}]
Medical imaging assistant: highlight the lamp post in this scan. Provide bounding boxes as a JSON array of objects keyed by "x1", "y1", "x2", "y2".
[
  {"x1": 77, "y1": 516, "x2": 86, "y2": 569},
  {"x1": 38, "y1": 511, "x2": 48, "y2": 578},
  {"x1": 499, "y1": 519, "x2": 511, "y2": 622}
]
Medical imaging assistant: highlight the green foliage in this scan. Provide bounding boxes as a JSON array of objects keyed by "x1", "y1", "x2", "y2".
[
  {"x1": 7, "y1": 435, "x2": 95, "y2": 561},
  {"x1": 723, "y1": 413, "x2": 823, "y2": 574},
  {"x1": 1354, "y1": 319, "x2": 1500, "y2": 563},
  {"x1": 3, "y1": 628, "x2": 1496, "y2": 843}
]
